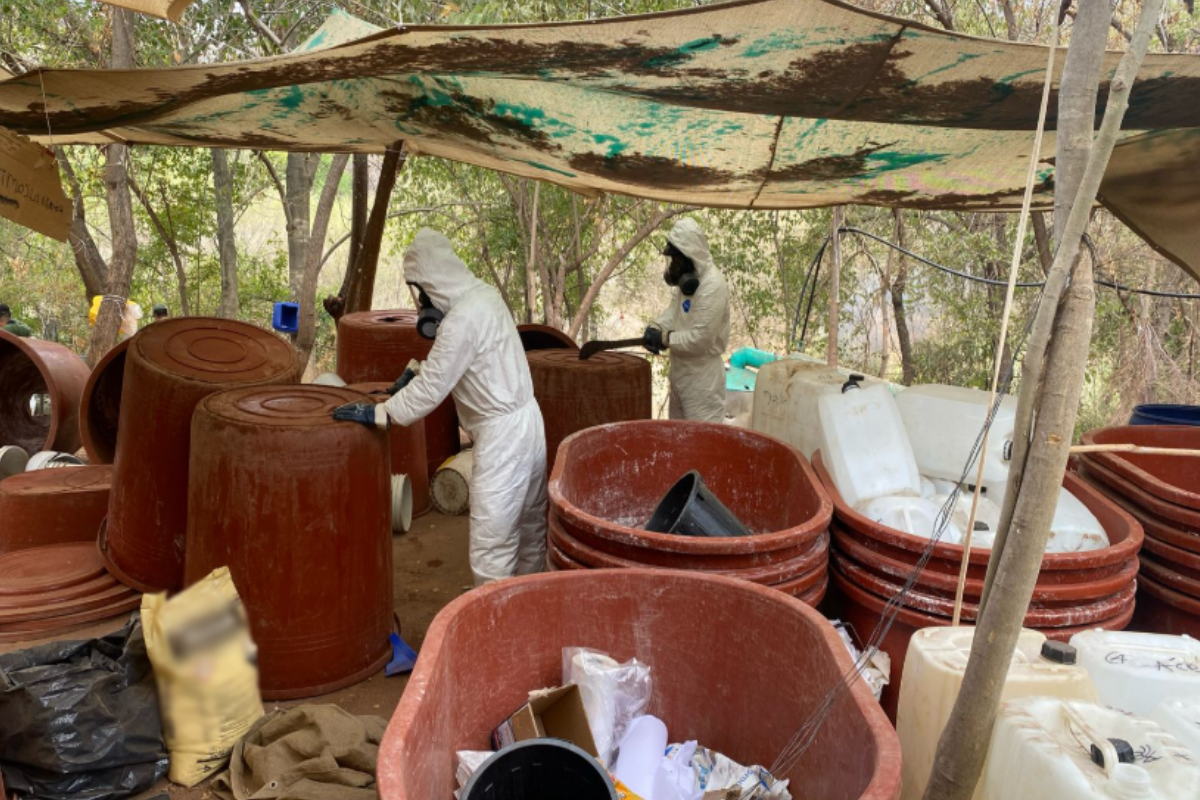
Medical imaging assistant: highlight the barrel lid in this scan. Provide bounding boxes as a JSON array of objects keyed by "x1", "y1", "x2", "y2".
[
  {"x1": 0, "y1": 573, "x2": 122, "y2": 609},
  {"x1": 527, "y1": 349, "x2": 643, "y2": 369},
  {"x1": 338, "y1": 309, "x2": 418, "y2": 330},
  {"x1": 1, "y1": 465, "x2": 113, "y2": 496},
  {"x1": 201, "y1": 385, "x2": 370, "y2": 428},
  {"x1": 134, "y1": 317, "x2": 295, "y2": 384},
  {"x1": 0, "y1": 543, "x2": 106, "y2": 595},
  {"x1": 0, "y1": 583, "x2": 138, "y2": 624}
]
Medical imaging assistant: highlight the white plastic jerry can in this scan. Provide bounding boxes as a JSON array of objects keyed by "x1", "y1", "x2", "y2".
[
  {"x1": 1069, "y1": 630, "x2": 1200, "y2": 716},
  {"x1": 816, "y1": 380, "x2": 921, "y2": 508},
  {"x1": 749, "y1": 356, "x2": 884, "y2": 458},
  {"x1": 1152, "y1": 696, "x2": 1200, "y2": 761},
  {"x1": 855, "y1": 495, "x2": 965, "y2": 544},
  {"x1": 894, "y1": 384, "x2": 1018, "y2": 486},
  {"x1": 897, "y1": 627, "x2": 1098, "y2": 800},
  {"x1": 983, "y1": 697, "x2": 1200, "y2": 800}
]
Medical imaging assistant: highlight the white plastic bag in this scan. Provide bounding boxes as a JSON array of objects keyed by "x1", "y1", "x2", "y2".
[{"x1": 563, "y1": 647, "x2": 653, "y2": 766}]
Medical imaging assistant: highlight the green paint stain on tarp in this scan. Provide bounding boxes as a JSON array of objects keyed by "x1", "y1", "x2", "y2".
[
  {"x1": 643, "y1": 35, "x2": 725, "y2": 69},
  {"x1": 495, "y1": 102, "x2": 577, "y2": 138},
  {"x1": 304, "y1": 31, "x2": 327, "y2": 50},
  {"x1": 910, "y1": 52, "x2": 982, "y2": 83},
  {"x1": 526, "y1": 161, "x2": 576, "y2": 177},
  {"x1": 593, "y1": 133, "x2": 627, "y2": 156},
  {"x1": 864, "y1": 150, "x2": 946, "y2": 174}
]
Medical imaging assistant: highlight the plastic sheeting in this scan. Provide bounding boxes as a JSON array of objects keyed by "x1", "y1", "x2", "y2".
[{"x1": 1, "y1": 0, "x2": 1198, "y2": 279}]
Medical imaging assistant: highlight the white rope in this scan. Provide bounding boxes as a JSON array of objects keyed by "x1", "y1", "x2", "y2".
[{"x1": 952, "y1": 23, "x2": 1062, "y2": 626}]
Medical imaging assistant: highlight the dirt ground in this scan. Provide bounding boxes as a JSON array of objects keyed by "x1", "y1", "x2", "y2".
[{"x1": 1, "y1": 510, "x2": 474, "y2": 800}]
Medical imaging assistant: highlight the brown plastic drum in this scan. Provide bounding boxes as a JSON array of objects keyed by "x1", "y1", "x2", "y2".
[
  {"x1": 1082, "y1": 426, "x2": 1200, "y2": 511},
  {"x1": 550, "y1": 421, "x2": 833, "y2": 570},
  {"x1": 185, "y1": 385, "x2": 393, "y2": 700},
  {"x1": 0, "y1": 330, "x2": 90, "y2": 454},
  {"x1": 102, "y1": 318, "x2": 298, "y2": 593},
  {"x1": 528, "y1": 350, "x2": 651, "y2": 473},
  {"x1": 346, "y1": 382, "x2": 431, "y2": 517},
  {"x1": 80, "y1": 336, "x2": 133, "y2": 464},
  {"x1": 336, "y1": 310, "x2": 461, "y2": 478},
  {"x1": 0, "y1": 465, "x2": 112, "y2": 555},
  {"x1": 813, "y1": 451, "x2": 1143, "y2": 584},
  {"x1": 517, "y1": 323, "x2": 578, "y2": 352},
  {"x1": 1132, "y1": 573, "x2": 1200, "y2": 638}
]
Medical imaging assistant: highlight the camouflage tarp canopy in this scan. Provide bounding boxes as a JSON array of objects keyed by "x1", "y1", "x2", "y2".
[{"x1": 1, "y1": 0, "x2": 1198, "y2": 279}]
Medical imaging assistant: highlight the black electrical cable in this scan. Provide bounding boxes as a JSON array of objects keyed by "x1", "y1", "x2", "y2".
[
  {"x1": 788, "y1": 235, "x2": 830, "y2": 348},
  {"x1": 839, "y1": 226, "x2": 1049, "y2": 288}
]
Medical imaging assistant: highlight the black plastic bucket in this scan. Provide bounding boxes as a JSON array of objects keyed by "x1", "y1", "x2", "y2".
[
  {"x1": 1130, "y1": 404, "x2": 1200, "y2": 426},
  {"x1": 645, "y1": 470, "x2": 753, "y2": 537},
  {"x1": 462, "y1": 739, "x2": 616, "y2": 800}
]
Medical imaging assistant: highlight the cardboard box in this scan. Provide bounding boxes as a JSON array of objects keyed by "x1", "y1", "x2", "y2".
[{"x1": 490, "y1": 684, "x2": 599, "y2": 757}]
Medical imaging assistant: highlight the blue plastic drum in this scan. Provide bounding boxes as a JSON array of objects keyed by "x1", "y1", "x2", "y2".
[{"x1": 1129, "y1": 404, "x2": 1200, "y2": 426}]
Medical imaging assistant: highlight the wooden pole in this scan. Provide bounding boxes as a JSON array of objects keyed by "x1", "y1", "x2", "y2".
[{"x1": 827, "y1": 207, "x2": 842, "y2": 368}]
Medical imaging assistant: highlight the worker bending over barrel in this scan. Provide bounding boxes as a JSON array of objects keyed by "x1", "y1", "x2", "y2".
[
  {"x1": 332, "y1": 228, "x2": 548, "y2": 585},
  {"x1": 643, "y1": 218, "x2": 731, "y2": 423}
]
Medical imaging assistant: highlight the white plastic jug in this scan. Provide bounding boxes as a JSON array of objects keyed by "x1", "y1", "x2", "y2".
[
  {"x1": 1151, "y1": 696, "x2": 1200, "y2": 760},
  {"x1": 1070, "y1": 630, "x2": 1200, "y2": 715},
  {"x1": 931, "y1": 492, "x2": 1002, "y2": 549},
  {"x1": 898, "y1": 627, "x2": 1097, "y2": 800},
  {"x1": 817, "y1": 382, "x2": 921, "y2": 508},
  {"x1": 985, "y1": 483, "x2": 1109, "y2": 553},
  {"x1": 750, "y1": 356, "x2": 885, "y2": 458},
  {"x1": 856, "y1": 496, "x2": 964, "y2": 544},
  {"x1": 895, "y1": 384, "x2": 1017, "y2": 486},
  {"x1": 983, "y1": 697, "x2": 1200, "y2": 800}
]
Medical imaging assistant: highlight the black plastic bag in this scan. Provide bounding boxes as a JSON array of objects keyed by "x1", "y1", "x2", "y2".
[{"x1": 0, "y1": 618, "x2": 169, "y2": 800}]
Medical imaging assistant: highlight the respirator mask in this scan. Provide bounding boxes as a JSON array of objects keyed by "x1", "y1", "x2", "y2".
[
  {"x1": 410, "y1": 284, "x2": 444, "y2": 340},
  {"x1": 662, "y1": 242, "x2": 699, "y2": 297}
]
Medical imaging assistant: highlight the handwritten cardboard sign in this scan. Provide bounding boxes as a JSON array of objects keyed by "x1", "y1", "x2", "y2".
[{"x1": 0, "y1": 126, "x2": 70, "y2": 242}]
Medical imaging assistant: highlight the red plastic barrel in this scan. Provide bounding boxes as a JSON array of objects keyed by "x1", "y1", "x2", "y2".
[
  {"x1": 528, "y1": 350, "x2": 651, "y2": 473},
  {"x1": 0, "y1": 466, "x2": 112, "y2": 556},
  {"x1": 378, "y1": 570, "x2": 900, "y2": 800},
  {"x1": 347, "y1": 381, "x2": 431, "y2": 518},
  {"x1": 80, "y1": 336, "x2": 132, "y2": 464},
  {"x1": 517, "y1": 323, "x2": 578, "y2": 352},
  {"x1": 101, "y1": 318, "x2": 297, "y2": 593},
  {"x1": 185, "y1": 385, "x2": 393, "y2": 700},
  {"x1": 336, "y1": 310, "x2": 460, "y2": 477},
  {"x1": 0, "y1": 330, "x2": 90, "y2": 454}
]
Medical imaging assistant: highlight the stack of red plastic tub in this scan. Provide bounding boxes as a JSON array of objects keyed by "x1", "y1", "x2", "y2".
[
  {"x1": 547, "y1": 420, "x2": 833, "y2": 606},
  {"x1": 814, "y1": 451, "x2": 1142, "y2": 719},
  {"x1": 1077, "y1": 425, "x2": 1200, "y2": 637}
]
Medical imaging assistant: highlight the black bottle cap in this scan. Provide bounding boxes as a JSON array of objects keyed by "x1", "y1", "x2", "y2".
[
  {"x1": 1040, "y1": 640, "x2": 1078, "y2": 665},
  {"x1": 1090, "y1": 738, "x2": 1135, "y2": 768}
]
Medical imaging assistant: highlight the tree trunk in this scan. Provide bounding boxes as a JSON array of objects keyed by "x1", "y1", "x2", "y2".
[
  {"x1": 285, "y1": 153, "x2": 313, "y2": 299},
  {"x1": 347, "y1": 154, "x2": 369, "y2": 277},
  {"x1": 129, "y1": 177, "x2": 190, "y2": 315},
  {"x1": 890, "y1": 209, "x2": 917, "y2": 385},
  {"x1": 57, "y1": 148, "x2": 108, "y2": 300},
  {"x1": 211, "y1": 147, "x2": 240, "y2": 319},
  {"x1": 826, "y1": 208, "x2": 842, "y2": 368},
  {"x1": 525, "y1": 182, "x2": 540, "y2": 324},
  {"x1": 293, "y1": 154, "x2": 349, "y2": 372},
  {"x1": 921, "y1": 0, "x2": 1165, "y2": 797},
  {"x1": 341, "y1": 144, "x2": 406, "y2": 316},
  {"x1": 1031, "y1": 212, "x2": 1054, "y2": 275},
  {"x1": 87, "y1": 8, "x2": 137, "y2": 368}
]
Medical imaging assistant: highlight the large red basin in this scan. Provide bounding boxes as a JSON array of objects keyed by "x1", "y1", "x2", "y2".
[
  {"x1": 550, "y1": 421, "x2": 833, "y2": 570},
  {"x1": 1081, "y1": 426, "x2": 1200, "y2": 511},
  {"x1": 378, "y1": 569, "x2": 900, "y2": 800}
]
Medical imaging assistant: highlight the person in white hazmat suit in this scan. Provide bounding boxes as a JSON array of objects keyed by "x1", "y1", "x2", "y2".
[
  {"x1": 331, "y1": 229, "x2": 547, "y2": 585},
  {"x1": 643, "y1": 218, "x2": 731, "y2": 423}
]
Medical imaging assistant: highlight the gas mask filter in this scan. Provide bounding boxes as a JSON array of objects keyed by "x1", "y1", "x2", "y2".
[
  {"x1": 662, "y1": 242, "x2": 700, "y2": 297},
  {"x1": 412, "y1": 285, "x2": 444, "y2": 340}
]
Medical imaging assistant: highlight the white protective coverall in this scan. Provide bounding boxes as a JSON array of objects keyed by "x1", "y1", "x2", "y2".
[
  {"x1": 654, "y1": 218, "x2": 731, "y2": 423},
  {"x1": 384, "y1": 229, "x2": 548, "y2": 585}
]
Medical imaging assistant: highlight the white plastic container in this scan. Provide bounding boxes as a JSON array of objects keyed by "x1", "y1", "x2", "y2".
[
  {"x1": 929, "y1": 492, "x2": 1002, "y2": 549},
  {"x1": 857, "y1": 496, "x2": 964, "y2": 544},
  {"x1": 1151, "y1": 696, "x2": 1200, "y2": 760},
  {"x1": 1070, "y1": 630, "x2": 1200, "y2": 715},
  {"x1": 817, "y1": 382, "x2": 921, "y2": 508},
  {"x1": 750, "y1": 356, "x2": 885, "y2": 458},
  {"x1": 898, "y1": 628, "x2": 1098, "y2": 800},
  {"x1": 985, "y1": 482, "x2": 1108, "y2": 553},
  {"x1": 983, "y1": 697, "x2": 1200, "y2": 800},
  {"x1": 895, "y1": 384, "x2": 1017, "y2": 486}
]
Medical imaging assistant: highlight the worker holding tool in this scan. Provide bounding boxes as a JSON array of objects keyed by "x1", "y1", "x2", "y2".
[
  {"x1": 331, "y1": 228, "x2": 547, "y2": 586},
  {"x1": 644, "y1": 217, "x2": 730, "y2": 423}
]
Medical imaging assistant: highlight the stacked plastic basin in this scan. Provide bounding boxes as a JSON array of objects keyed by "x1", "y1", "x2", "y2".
[
  {"x1": 1076, "y1": 425, "x2": 1200, "y2": 637},
  {"x1": 547, "y1": 420, "x2": 833, "y2": 605},
  {"x1": 814, "y1": 451, "x2": 1143, "y2": 720}
]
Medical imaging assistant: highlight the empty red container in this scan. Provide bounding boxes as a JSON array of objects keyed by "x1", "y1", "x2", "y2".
[
  {"x1": 528, "y1": 350, "x2": 651, "y2": 472},
  {"x1": 378, "y1": 569, "x2": 900, "y2": 800},
  {"x1": 1078, "y1": 455, "x2": 1200, "y2": 532},
  {"x1": 101, "y1": 318, "x2": 298, "y2": 593},
  {"x1": 185, "y1": 385, "x2": 393, "y2": 699},
  {"x1": 347, "y1": 381, "x2": 431, "y2": 517},
  {"x1": 0, "y1": 330, "x2": 90, "y2": 455},
  {"x1": 517, "y1": 323, "x2": 578, "y2": 351},
  {"x1": 0, "y1": 466, "x2": 112, "y2": 555},
  {"x1": 336, "y1": 310, "x2": 460, "y2": 477},
  {"x1": 550, "y1": 421, "x2": 833, "y2": 572},
  {"x1": 1081, "y1": 426, "x2": 1200, "y2": 510},
  {"x1": 79, "y1": 336, "x2": 132, "y2": 464}
]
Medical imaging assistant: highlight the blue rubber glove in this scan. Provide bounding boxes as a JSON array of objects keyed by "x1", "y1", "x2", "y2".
[
  {"x1": 643, "y1": 325, "x2": 668, "y2": 355},
  {"x1": 374, "y1": 359, "x2": 421, "y2": 396},
  {"x1": 332, "y1": 402, "x2": 388, "y2": 430}
]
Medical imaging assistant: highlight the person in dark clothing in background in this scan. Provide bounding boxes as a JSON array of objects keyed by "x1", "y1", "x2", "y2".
[{"x1": 0, "y1": 304, "x2": 32, "y2": 337}]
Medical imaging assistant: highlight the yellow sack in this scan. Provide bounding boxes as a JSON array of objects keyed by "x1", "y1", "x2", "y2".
[{"x1": 141, "y1": 567, "x2": 264, "y2": 787}]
